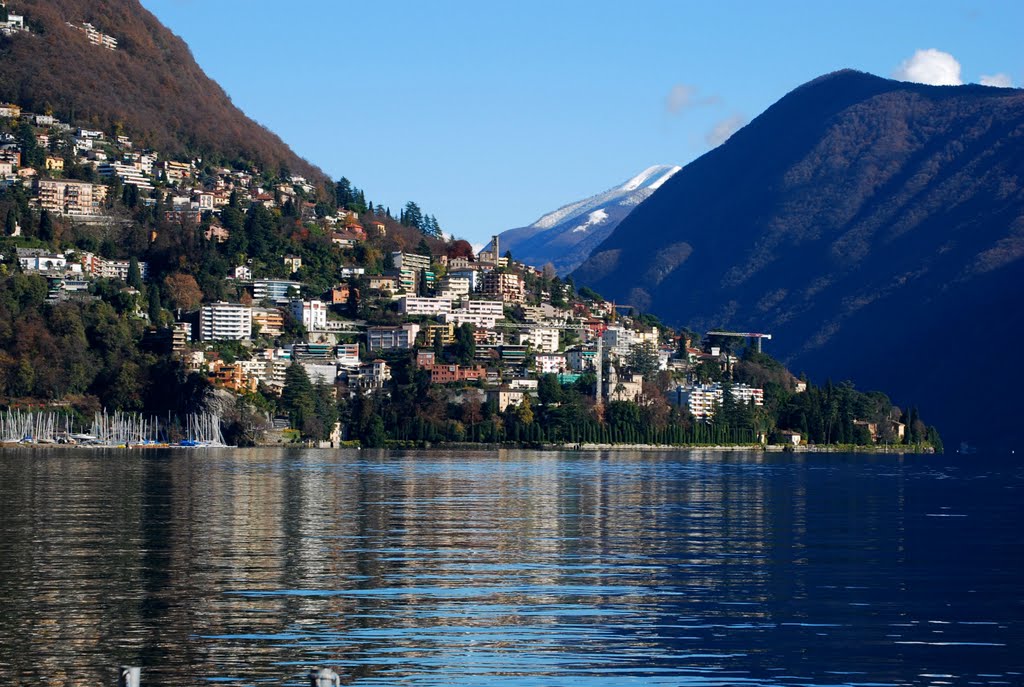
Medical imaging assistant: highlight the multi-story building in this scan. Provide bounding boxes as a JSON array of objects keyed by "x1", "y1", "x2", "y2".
[
  {"x1": 566, "y1": 347, "x2": 597, "y2": 372},
  {"x1": 602, "y1": 325, "x2": 636, "y2": 360},
  {"x1": 199, "y1": 302, "x2": 252, "y2": 341},
  {"x1": 251, "y1": 307, "x2": 284, "y2": 337},
  {"x1": 399, "y1": 296, "x2": 452, "y2": 317},
  {"x1": 159, "y1": 160, "x2": 193, "y2": 183},
  {"x1": 480, "y1": 271, "x2": 525, "y2": 303},
  {"x1": 437, "y1": 275, "x2": 471, "y2": 299},
  {"x1": 358, "y1": 359, "x2": 391, "y2": 391},
  {"x1": 422, "y1": 322, "x2": 456, "y2": 346},
  {"x1": 36, "y1": 179, "x2": 99, "y2": 216},
  {"x1": 289, "y1": 299, "x2": 327, "y2": 331},
  {"x1": 253, "y1": 279, "x2": 302, "y2": 303},
  {"x1": 336, "y1": 343, "x2": 360, "y2": 369},
  {"x1": 444, "y1": 310, "x2": 501, "y2": 330},
  {"x1": 487, "y1": 386, "x2": 524, "y2": 410},
  {"x1": 96, "y1": 161, "x2": 153, "y2": 191},
  {"x1": 367, "y1": 323, "x2": 420, "y2": 351},
  {"x1": 535, "y1": 353, "x2": 567, "y2": 375},
  {"x1": 448, "y1": 268, "x2": 480, "y2": 292},
  {"x1": 67, "y1": 22, "x2": 118, "y2": 49},
  {"x1": 209, "y1": 360, "x2": 258, "y2": 394},
  {"x1": 17, "y1": 249, "x2": 70, "y2": 273},
  {"x1": 429, "y1": 364, "x2": 486, "y2": 384},
  {"x1": 392, "y1": 251, "x2": 432, "y2": 272},
  {"x1": 668, "y1": 383, "x2": 765, "y2": 420},
  {"x1": 368, "y1": 275, "x2": 399, "y2": 292},
  {"x1": 100, "y1": 258, "x2": 148, "y2": 282},
  {"x1": 516, "y1": 327, "x2": 559, "y2": 354}
]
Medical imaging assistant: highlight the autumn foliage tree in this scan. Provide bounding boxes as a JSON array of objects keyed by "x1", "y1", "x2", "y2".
[{"x1": 163, "y1": 273, "x2": 203, "y2": 312}]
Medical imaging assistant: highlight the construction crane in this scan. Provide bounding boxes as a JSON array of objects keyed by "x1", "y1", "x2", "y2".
[{"x1": 706, "y1": 330, "x2": 773, "y2": 353}]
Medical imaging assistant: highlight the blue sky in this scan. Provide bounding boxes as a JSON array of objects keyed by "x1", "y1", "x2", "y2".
[{"x1": 142, "y1": 1, "x2": 1021, "y2": 245}]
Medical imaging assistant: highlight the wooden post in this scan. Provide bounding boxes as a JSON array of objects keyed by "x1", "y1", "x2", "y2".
[
  {"x1": 118, "y1": 666, "x2": 141, "y2": 687},
  {"x1": 308, "y1": 668, "x2": 341, "y2": 687}
]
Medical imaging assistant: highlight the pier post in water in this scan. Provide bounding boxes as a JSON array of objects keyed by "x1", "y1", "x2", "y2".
[
  {"x1": 118, "y1": 666, "x2": 141, "y2": 687},
  {"x1": 308, "y1": 667, "x2": 341, "y2": 687}
]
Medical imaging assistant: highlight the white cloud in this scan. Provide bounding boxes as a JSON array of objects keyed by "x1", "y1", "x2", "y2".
[
  {"x1": 471, "y1": 242, "x2": 485, "y2": 254},
  {"x1": 665, "y1": 84, "x2": 720, "y2": 115},
  {"x1": 893, "y1": 49, "x2": 963, "y2": 86},
  {"x1": 706, "y1": 115, "x2": 746, "y2": 147},
  {"x1": 980, "y1": 73, "x2": 1013, "y2": 88}
]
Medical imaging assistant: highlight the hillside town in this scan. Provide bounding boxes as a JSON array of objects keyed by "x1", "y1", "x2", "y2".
[{"x1": 0, "y1": 70, "x2": 932, "y2": 449}]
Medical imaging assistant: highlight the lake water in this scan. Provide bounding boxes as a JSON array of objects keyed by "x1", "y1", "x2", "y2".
[{"x1": 0, "y1": 448, "x2": 1021, "y2": 686}]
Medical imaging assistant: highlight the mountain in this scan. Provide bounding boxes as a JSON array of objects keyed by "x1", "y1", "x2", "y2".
[
  {"x1": 0, "y1": 0, "x2": 326, "y2": 182},
  {"x1": 498, "y1": 165, "x2": 679, "y2": 274},
  {"x1": 573, "y1": 70, "x2": 1024, "y2": 449}
]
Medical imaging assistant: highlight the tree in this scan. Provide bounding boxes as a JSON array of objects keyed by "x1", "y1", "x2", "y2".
[
  {"x1": 38, "y1": 210, "x2": 54, "y2": 241},
  {"x1": 627, "y1": 342, "x2": 660, "y2": 379},
  {"x1": 127, "y1": 257, "x2": 144, "y2": 290},
  {"x1": 5, "y1": 209, "x2": 16, "y2": 236},
  {"x1": 517, "y1": 394, "x2": 534, "y2": 425},
  {"x1": 454, "y1": 323, "x2": 476, "y2": 365},
  {"x1": 163, "y1": 273, "x2": 203, "y2": 312},
  {"x1": 538, "y1": 373, "x2": 562, "y2": 405},
  {"x1": 281, "y1": 362, "x2": 314, "y2": 430},
  {"x1": 147, "y1": 285, "x2": 163, "y2": 324},
  {"x1": 402, "y1": 201, "x2": 423, "y2": 231}
]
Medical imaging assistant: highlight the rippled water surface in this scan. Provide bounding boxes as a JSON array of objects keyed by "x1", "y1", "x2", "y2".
[{"x1": 0, "y1": 448, "x2": 1021, "y2": 686}]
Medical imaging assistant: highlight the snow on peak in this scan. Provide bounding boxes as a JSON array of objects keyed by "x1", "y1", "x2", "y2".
[
  {"x1": 530, "y1": 164, "x2": 680, "y2": 230},
  {"x1": 618, "y1": 164, "x2": 682, "y2": 193},
  {"x1": 571, "y1": 208, "x2": 610, "y2": 233}
]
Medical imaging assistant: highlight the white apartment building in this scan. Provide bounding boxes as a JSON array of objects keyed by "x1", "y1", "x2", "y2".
[
  {"x1": 566, "y1": 348, "x2": 597, "y2": 372},
  {"x1": 399, "y1": 296, "x2": 452, "y2": 317},
  {"x1": 392, "y1": 251, "x2": 432, "y2": 272},
  {"x1": 367, "y1": 323, "x2": 420, "y2": 351},
  {"x1": 200, "y1": 302, "x2": 252, "y2": 341},
  {"x1": 516, "y1": 327, "x2": 560, "y2": 354},
  {"x1": 535, "y1": 353, "x2": 567, "y2": 374},
  {"x1": 602, "y1": 325, "x2": 636, "y2": 360},
  {"x1": 669, "y1": 383, "x2": 765, "y2": 420},
  {"x1": 96, "y1": 161, "x2": 153, "y2": 191},
  {"x1": 19, "y1": 253, "x2": 71, "y2": 273},
  {"x1": 437, "y1": 275, "x2": 470, "y2": 299},
  {"x1": 336, "y1": 343, "x2": 360, "y2": 369},
  {"x1": 448, "y1": 268, "x2": 479, "y2": 291},
  {"x1": 461, "y1": 300, "x2": 504, "y2": 317},
  {"x1": 445, "y1": 310, "x2": 499, "y2": 329},
  {"x1": 290, "y1": 299, "x2": 328, "y2": 331},
  {"x1": 100, "y1": 258, "x2": 148, "y2": 282},
  {"x1": 253, "y1": 279, "x2": 302, "y2": 303}
]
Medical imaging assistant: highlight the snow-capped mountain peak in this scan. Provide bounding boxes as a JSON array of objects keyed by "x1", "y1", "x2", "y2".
[{"x1": 498, "y1": 164, "x2": 681, "y2": 274}]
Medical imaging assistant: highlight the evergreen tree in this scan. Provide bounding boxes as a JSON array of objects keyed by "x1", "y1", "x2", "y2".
[
  {"x1": 38, "y1": 210, "x2": 54, "y2": 241},
  {"x1": 128, "y1": 257, "x2": 144, "y2": 290},
  {"x1": 282, "y1": 362, "x2": 315, "y2": 430},
  {"x1": 403, "y1": 201, "x2": 424, "y2": 231},
  {"x1": 147, "y1": 285, "x2": 162, "y2": 324},
  {"x1": 4, "y1": 208, "x2": 16, "y2": 236}
]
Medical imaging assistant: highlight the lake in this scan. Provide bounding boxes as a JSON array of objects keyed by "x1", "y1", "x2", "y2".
[{"x1": 0, "y1": 448, "x2": 1020, "y2": 686}]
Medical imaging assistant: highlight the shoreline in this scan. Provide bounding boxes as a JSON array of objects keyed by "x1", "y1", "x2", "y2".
[{"x1": 0, "y1": 441, "x2": 937, "y2": 454}]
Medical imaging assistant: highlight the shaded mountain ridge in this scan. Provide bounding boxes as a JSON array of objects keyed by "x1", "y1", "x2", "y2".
[{"x1": 573, "y1": 69, "x2": 1024, "y2": 448}]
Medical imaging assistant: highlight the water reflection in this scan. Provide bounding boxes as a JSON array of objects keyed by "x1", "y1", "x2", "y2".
[{"x1": 0, "y1": 449, "x2": 1020, "y2": 686}]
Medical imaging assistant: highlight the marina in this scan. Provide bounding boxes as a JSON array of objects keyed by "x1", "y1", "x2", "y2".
[{"x1": 0, "y1": 409, "x2": 226, "y2": 447}]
